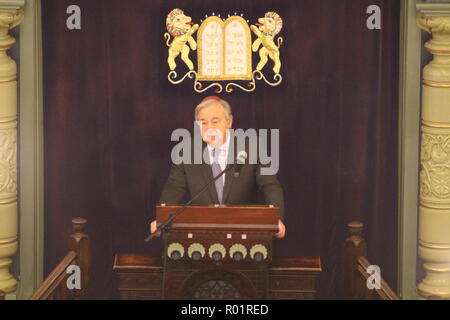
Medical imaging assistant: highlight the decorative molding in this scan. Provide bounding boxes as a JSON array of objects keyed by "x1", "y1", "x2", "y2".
[
  {"x1": 0, "y1": 8, "x2": 23, "y2": 29},
  {"x1": 416, "y1": 0, "x2": 450, "y2": 300},
  {"x1": 423, "y1": 120, "x2": 450, "y2": 129},
  {"x1": 417, "y1": 2, "x2": 450, "y2": 17},
  {"x1": 420, "y1": 132, "x2": 450, "y2": 201},
  {"x1": 420, "y1": 201, "x2": 450, "y2": 210},
  {"x1": 0, "y1": 0, "x2": 24, "y2": 297},
  {"x1": 398, "y1": 0, "x2": 422, "y2": 300},
  {"x1": 423, "y1": 80, "x2": 450, "y2": 87},
  {"x1": 417, "y1": 15, "x2": 450, "y2": 35},
  {"x1": 420, "y1": 241, "x2": 450, "y2": 250},
  {"x1": 417, "y1": 7, "x2": 450, "y2": 86},
  {"x1": 17, "y1": 0, "x2": 45, "y2": 299},
  {"x1": 0, "y1": 127, "x2": 17, "y2": 195},
  {"x1": 0, "y1": 0, "x2": 25, "y2": 13}
]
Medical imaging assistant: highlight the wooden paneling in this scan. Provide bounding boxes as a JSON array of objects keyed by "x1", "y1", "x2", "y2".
[{"x1": 114, "y1": 253, "x2": 321, "y2": 300}]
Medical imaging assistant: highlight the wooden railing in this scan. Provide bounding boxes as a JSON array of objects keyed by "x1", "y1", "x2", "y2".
[
  {"x1": 30, "y1": 217, "x2": 91, "y2": 300},
  {"x1": 343, "y1": 221, "x2": 400, "y2": 300}
]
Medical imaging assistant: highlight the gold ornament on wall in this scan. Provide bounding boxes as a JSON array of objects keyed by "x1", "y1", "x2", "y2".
[
  {"x1": 251, "y1": 12, "x2": 283, "y2": 74},
  {"x1": 165, "y1": 8, "x2": 199, "y2": 71},
  {"x1": 164, "y1": 9, "x2": 284, "y2": 93}
]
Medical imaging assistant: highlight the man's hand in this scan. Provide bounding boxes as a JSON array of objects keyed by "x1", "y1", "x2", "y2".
[
  {"x1": 274, "y1": 219, "x2": 286, "y2": 239},
  {"x1": 150, "y1": 220, "x2": 161, "y2": 237}
]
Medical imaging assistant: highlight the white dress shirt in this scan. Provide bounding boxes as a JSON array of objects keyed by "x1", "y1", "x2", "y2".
[{"x1": 207, "y1": 133, "x2": 230, "y2": 185}]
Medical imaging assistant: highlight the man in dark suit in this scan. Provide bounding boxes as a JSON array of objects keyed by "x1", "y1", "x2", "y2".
[{"x1": 150, "y1": 96, "x2": 285, "y2": 238}]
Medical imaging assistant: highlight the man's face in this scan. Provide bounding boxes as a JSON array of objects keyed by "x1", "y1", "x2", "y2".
[{"x1": 197, "y1": 103, "x2": 233, "y2": 148}]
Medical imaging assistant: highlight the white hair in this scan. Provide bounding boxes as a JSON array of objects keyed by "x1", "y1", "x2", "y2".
[{"x1": 195, "y1": 98, "x2": 233, "y2": 120}]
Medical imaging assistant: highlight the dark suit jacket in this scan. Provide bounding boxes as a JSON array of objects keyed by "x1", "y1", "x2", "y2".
[{"x1": 159, "y1": 139, "x2": 285, "y2": 221}]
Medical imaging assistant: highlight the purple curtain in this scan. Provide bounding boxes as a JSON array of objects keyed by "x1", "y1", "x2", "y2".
[{"x1": 42, "y1": 0, "x2": 400, "y2": 299}]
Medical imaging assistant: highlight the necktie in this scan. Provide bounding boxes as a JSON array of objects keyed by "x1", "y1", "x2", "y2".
[{"x1": 211, "y1": 148, "x2": 224, "y2": 204}]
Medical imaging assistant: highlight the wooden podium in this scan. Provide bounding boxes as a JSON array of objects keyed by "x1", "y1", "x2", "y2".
[{"x1": 114, "y1": 205, "x2": 322, "y2": 300}]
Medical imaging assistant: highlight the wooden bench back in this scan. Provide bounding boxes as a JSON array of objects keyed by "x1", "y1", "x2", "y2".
[
  {"x1": 343, "y1": 221, "x2": 399, "y2": 300},
  {"x1": 30, "y1": 218, "x2": 91, "y2": 300}
]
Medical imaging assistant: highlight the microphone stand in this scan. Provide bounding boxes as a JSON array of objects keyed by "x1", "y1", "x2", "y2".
[{"x1": 144, "y1": 163, "x2": 236, "y2": 243}]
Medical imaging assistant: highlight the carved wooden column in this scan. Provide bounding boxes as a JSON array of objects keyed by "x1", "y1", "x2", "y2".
[
  {"x1": 343, "y1": 221, "x2": 367, "y2": 300},
  {"x1": 0, "y1": 5, "x2": 23, "y2": 293},
  {"x1": 417, "y1": 5, "x2": 450, "y2": 298}
]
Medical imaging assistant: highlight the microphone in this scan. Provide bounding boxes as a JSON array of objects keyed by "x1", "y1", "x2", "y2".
[
  {"x1": 145, "y1": 151, "x2": 249, "y2": 242},
  {"x1": 234, "y1": 151, "x2": 248, "y2": 177},
  {"x1": 145, "y1": 159, "x2": 235, "y2": 243}
]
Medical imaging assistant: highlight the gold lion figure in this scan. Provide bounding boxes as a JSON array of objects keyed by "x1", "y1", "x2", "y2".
[
  {"x1": 164, "y1": 8, "x2": 199, "y2": 71},
  {"x1": 251, "y1": 12, "x2": 283, "y2": 74}
]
